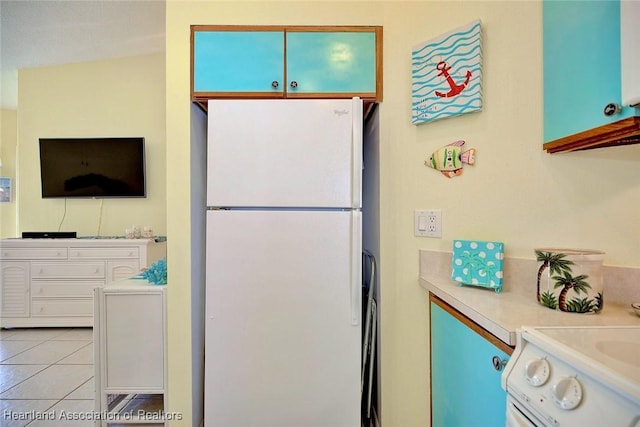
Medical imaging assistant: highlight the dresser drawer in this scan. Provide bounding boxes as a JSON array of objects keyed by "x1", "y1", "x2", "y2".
[
  {"x1": 107, "y1": 260, "x2": 141, "y2": 282},
  {"x1": 70, "y1": 247, "x2": 140, "y2": 259},
  {"x1": 1, "y1": 247, "x2": 68, "y2": 260},
  {"x1": 31, "y1": 262, "x2": 105, "y2": 279},
  {"x1": 32, "y1": 281, "x2": 103, "y2": 298},
  {"x1": 32, "y1": 299, "x2": 93, "y2": 317}
]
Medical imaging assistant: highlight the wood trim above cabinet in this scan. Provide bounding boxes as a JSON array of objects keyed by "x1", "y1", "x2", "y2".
[
  {"x1": 191, "y1": 24, "x2": 285, "y2": 32},
  {"x1": 543, "y1": 116, "x2": 640, "y2": 153}
]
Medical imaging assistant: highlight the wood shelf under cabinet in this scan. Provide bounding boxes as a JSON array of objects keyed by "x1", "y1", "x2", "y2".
[{"x1": 543, "y1": 116, "x2": 640, "y2": 153}]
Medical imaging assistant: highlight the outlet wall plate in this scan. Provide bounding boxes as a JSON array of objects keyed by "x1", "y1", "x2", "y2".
[{"x1": 414, "y1": 209, "x2": 441, "y2": 238}]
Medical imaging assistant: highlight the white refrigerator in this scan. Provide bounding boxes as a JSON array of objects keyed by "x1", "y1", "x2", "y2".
[{"x1": 205, "y1": 98, "x2": 363, "y2": 427}]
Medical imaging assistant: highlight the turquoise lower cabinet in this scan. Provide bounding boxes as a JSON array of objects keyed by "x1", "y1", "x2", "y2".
[
  {"x1": 430, "y1": 295, "x2": 512, "y2": 427},
  {"x1": 286, "y1": 30, "x2": 378, "y2": 96},
  {"x1": 192, "y1": 29, "x2": 284, "y2": 95}
]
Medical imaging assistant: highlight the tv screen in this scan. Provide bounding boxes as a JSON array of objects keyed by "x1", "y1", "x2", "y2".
[{"x1": 39, "y1": 137, "x2": 146, "y2": 198}]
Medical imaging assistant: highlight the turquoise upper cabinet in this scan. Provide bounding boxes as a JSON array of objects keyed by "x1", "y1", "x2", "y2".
[
  {"x1": 192, "y1": 28, "x2": 285, "y2": 97},
  {"x1": 543, "y1": 0, "x2": 640, "y2": 153},
  {"x1": 191, "y1": 26, "x2": 382, "y2": 107},
  {"x1": 286, "y1": 29, "x2": 378, "y2": 97},
  {"x1": 430, "y1": 295, "x2": 512, "y2": 427}
]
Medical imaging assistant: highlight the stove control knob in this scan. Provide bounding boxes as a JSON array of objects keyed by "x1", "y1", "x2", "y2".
[
  {"x1": 524, "y1": 358, "x2": 550, "y2": 386},
  {"x1": 551, "y1": 376, "x2": 583, "y2": 410}
]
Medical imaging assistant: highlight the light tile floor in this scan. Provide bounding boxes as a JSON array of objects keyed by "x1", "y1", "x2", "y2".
[{"x1": 0, "y1": 328, "x2": 95, "y2": 427}]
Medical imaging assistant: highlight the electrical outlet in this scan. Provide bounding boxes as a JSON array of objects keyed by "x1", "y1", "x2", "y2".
[{"x1": 414, "y1": 209, "x2": 442, "y2": 238}]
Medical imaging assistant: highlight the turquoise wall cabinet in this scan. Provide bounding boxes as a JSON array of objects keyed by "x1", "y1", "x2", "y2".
[
  {"x1": 543, "y1": 0, "x2": 639, "y2": 153},
  {"x1": 192, "y1": 29, "x2": 285, "y2": 96},
  {"x1": 191, "y1": 25, "x2": 382, "y2": 108},
  {"x1": 430, "y1": 294, "x2": 512, "y2": 427}
]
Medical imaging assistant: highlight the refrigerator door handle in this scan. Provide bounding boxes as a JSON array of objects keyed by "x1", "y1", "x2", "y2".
[
  {"x1": 351, "y1": 97, "x2": 363, "y2": 208},
  {"x1": 351, "y1": 211, "x2": 363, "y2": 326}
]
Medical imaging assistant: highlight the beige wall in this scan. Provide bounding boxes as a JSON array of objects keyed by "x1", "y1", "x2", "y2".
[
  {"x1": 165, "y1": 1, "x2": 640, "y2": 426},
  {"x1": 0, "y1": 109, "x2": 17, "y2": 237},
  {"x1": 16, "y1": 53, "x2": 167, "y2": 237}
]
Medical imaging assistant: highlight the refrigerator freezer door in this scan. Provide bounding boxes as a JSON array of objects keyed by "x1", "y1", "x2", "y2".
[
  {"x1": 205, "y1": 209, "x2": 361, "y2": 427},
  {"x1": 207, "y1": 98, "x2": 362, "y2": 209}
]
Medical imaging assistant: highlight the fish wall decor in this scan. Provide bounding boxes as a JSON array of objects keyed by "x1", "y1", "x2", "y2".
[{"x1": 425, "y1": 140, "x2": 476, "y2": 178}]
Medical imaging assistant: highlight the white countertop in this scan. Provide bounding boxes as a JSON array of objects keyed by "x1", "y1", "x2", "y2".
[{"x1": 419, "y1": 250, "x2": 640, "y2": 346}]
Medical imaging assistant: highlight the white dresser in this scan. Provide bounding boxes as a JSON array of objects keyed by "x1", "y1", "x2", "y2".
[
  {"x1": 0, "y1": 238, "x2": 166, "y2": 328},
  {"x1": 94, "y1": 279, "x2": 168, "y2": 426}
]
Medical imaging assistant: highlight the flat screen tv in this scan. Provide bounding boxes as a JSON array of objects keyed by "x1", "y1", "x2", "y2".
[{"x1": 39, "y1": 137, "x2": 146, "y2": 198}]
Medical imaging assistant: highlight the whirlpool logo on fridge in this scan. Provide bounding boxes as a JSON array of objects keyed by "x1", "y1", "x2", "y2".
[{"x1": 333, "y1": 109, "x2": 349, "y2": 116}]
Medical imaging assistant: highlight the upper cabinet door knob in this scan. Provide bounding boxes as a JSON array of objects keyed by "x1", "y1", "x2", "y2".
[
  {"x1": 603, "y1": 102, "x2": 622, "y2": 117},
  {"x1": 271, "y1": 81, "x2": 279, "y2": 89},
  {"x1": 289, "y1": 81, "x2": 298, "y2": 89}
]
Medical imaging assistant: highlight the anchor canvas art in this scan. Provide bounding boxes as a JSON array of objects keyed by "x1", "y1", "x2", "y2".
[{"x1": 411, "y1": 20, "x2": 482, "y2": 124}]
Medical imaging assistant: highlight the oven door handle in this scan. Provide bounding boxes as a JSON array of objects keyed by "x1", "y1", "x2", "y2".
[
  {"x1": 506, "y1": 396, "x2": 547, "y2": 427},
  {"x1": 507, "y1": 405, "x2": 537, "y2": 427}
]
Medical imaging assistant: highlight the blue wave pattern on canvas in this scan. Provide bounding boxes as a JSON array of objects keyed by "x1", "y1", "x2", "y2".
[
  {"x1": 412, "y1": 44, "x2": 481, "y2": 84},
  {"x1": 412, "y1": 37, "x2": 480, "y2": 71},
  {"x1": 411, "y1": 20, "x2": 482, "y2": 124},
  {"x1": 411, "y1": 23, "x2": 480, "y2": 71}
]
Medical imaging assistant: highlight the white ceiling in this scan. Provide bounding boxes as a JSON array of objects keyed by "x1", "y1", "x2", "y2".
[{"x1": 0, "y1": 0, "x2": 166, "y2": 110}]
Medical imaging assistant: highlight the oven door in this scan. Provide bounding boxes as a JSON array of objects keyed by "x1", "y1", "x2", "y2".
[{"x1": 506, "y1": 396, "x2": 548, "y2": 427}]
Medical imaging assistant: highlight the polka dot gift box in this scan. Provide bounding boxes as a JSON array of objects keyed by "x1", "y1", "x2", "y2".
[{"x1": 451, "y1": 240, "x2": 504, "y2": 293}]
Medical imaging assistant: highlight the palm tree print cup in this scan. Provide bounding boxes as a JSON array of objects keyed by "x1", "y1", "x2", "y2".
[{"x1": 535, "y1": 248, "x2": 604, "y2": 313}]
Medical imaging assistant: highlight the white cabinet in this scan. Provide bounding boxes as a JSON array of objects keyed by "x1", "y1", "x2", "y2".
[
  {"x1": 0, "y1": 238, "x2": 166, "y2": 328},
  {"x1": 94, "y1": 279, "x2": 167, "y2": 426}
]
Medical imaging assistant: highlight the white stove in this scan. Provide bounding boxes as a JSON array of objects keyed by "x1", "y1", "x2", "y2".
[{"x1": 502, "y1": 326, "x2": 640, "y2": 427}]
